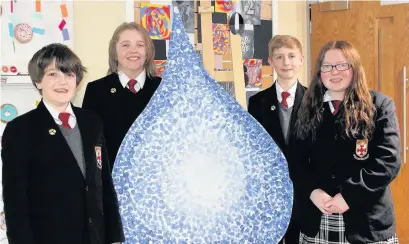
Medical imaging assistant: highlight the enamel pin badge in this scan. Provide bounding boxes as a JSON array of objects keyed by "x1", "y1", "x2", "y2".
[{"x1": 95, "y1": 146, "x2": 102, "y2": 169}]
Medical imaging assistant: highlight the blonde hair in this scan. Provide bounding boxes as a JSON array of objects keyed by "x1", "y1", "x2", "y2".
[
  {"x1": 107, "y1": 22, "x2": 156, "y2": 77},
  {"x1": 268, "y1": 35, "x2": 303, "y2": 58}
]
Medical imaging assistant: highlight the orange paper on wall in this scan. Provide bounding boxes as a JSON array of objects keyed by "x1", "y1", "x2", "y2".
[
  {"x1": 60, "y1": 4, "x2": 68, "y2": 18},
  {"x1": 36, "y1": 0, "x2": 41, "y2": 12}
]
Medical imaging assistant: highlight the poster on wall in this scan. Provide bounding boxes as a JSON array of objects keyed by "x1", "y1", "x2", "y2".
[{"x1": 1, "y1": 0, "x2": 74, "y2": 84}]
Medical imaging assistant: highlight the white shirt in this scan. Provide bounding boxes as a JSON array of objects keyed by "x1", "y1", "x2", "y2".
[
  {"x1": 275, "y1": 80, "x2": 298, "y2": 108},
  {"x1": 323, "y1": 90, "x2": 339, "y2": 114},
  {"x1": 43, "y1": 100, "x2": 77, "y2": 128},
  {"x1": 118, "y1": 69, "x2": 146, "y2": 93}
]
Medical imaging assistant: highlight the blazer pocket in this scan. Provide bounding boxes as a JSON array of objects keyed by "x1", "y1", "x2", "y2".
[{"x1": 368, "y1": 207, "x2": 393, "y2": 231}]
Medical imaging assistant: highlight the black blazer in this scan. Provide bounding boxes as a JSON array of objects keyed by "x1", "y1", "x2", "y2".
[
  {"x1": 1, "y1": 101, "x2": 124, "y2": 244},
  {"x1": 291, "y1": 91, "x2": 401, "y2": 243},
  {"x1": 248, "y1": 82, "x2": 306, "y2": 175},
  {"x1": 82, "y1": 73, "x2": 161, "y2": 169}
]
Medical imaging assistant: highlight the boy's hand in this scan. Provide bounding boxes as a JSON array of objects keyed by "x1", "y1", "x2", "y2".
[
  {"x1": 324, "y1": 193, "x2": 350, "y2": 214},
  {"x1": 310, "y1": 189, "x2": 333, "y2": 215}
]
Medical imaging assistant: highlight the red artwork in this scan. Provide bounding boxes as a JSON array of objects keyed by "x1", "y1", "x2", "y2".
[{"x1": 141, "y1": 3, "x2": 171, "y2": 40}]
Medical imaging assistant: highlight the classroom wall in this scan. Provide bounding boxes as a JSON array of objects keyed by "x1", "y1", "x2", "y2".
[
  {"x1": 70, "y1": 0, "x2": 310, "y2": 105},
  {"x1": 71, "y1": 1, "x2": 126, "y2": 106},
  {"x1": 277, "y1": 1, "x2": 309, "y2": 86}
]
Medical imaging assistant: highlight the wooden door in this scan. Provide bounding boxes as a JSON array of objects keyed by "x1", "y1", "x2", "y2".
[{"x1": 311, "y1": 1, "x2": 409, "y2": 242}]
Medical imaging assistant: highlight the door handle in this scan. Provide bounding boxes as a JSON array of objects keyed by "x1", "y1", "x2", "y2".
[{"x1": 403, "y1": 66, "x2": 408, "y2": 163}]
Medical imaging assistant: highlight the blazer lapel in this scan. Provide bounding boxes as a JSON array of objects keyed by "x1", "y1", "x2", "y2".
[
  {"x1": 264, "y1": 82, "x2": 285, "y2": 150},
  {"x1": 73, "y1": 107, "x2": 96, "y2": 177},
  {"x1": 289, "y1": 82, "x2": 305, "y2": 138},
  {"x1": 35, "y1": 101, "x2": 85, "y2": 179}
]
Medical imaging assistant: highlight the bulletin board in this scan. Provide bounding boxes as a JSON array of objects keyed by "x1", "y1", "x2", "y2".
[{"x1": 1, "y1": 0, "x2": 74, "y2": 84}]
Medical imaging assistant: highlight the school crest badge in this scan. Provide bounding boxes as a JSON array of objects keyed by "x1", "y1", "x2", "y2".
[
  {"x1": 354, "y1": 139, "x2": 369, "y2": 160},
  {"x1": 95, "y1": 146, "x2": 102, "y2": 169}
]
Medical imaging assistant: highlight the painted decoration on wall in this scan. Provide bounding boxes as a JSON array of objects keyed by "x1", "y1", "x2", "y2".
[
  {"x1": 0, "y1": 104, "x2": 18, "y2": 123},
  {"x1": 1, "y1": 1, "x2": 74, "y2": 82},
  {"x1": 153, "y1": 60, "x2": 166, "y2": 78},
  {"x1": 141, "y1": 3, "x2": 171, "y2": 40},
  {"x1": 240, "y1": 29, "x2": 254, "y2": 59},
  {"x1": 239, "y1": 0, "x2": 261, "y2": 25},
  {"x1": 215, "y1": 0, "x2": 236, "y2": 13},
  {"x1": 14, "y1": 23, "x2": 33, "y2": 44},
  {"x1": 212, "y1": 24, "x2": 229, "y2": 55},
  {"x1": 173, "y1": 1, "x2": 194, "y2": 33},
  {"x1": 113, "y1": 6, "x2": 292, "y2": 244},
  {"x1": 243, "y1": 59, "x2": 262, "y2": 88}
]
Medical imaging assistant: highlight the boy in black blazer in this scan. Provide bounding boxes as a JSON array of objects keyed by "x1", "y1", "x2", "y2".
[
  {"x1": 1, "y1": 43, "x2": 124, "y2": 244},
  {"x1": 248, "y1": 35, "x2": 306, "y2": 244}
]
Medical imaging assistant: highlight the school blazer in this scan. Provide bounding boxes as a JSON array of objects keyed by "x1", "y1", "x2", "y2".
[
  {"x1": 1, "y1": 101, "x2": 124, "y2": 244},
  {"x1": 82, "y1": 73, "x2": 161, "y2": 169},
  {"x1": 247, "y1": 82, "x2": 306, "y2": 179},
  {"x1": 291, "y1": 91, "x2": 401, "y2": 243}
]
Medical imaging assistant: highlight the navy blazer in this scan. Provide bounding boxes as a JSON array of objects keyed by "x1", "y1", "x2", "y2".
[{"x1": 1, "y1": 101, "x2": 124, "y2": 244}]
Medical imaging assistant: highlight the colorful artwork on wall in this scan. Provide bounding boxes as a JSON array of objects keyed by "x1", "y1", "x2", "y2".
[
  {"x1": 141, "y1": 3, "x2": 171, "y2": 40},
  {"x1": 153, "y1": 60, "x2": 166, "y2": 78},
  {"x1": 1, "y1": 0, "x2": 74, "y2": 84},
  {"x1": 243, "y1": 59, "x2": 262, "y2": 88},
  {"x1": 215, "y1": 0, "x2": 236, "y2": 13},
  {"x1": 212, "y1": 24, "x2": 229, "y2": 55}
]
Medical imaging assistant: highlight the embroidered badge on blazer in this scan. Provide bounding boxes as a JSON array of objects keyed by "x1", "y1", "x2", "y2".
[
  {"x1": 95, "y1": 146, "x2": 102, "y2": 169},
  {"x1": 354, "y1": 139, "x2": 369, "y2": 160}
]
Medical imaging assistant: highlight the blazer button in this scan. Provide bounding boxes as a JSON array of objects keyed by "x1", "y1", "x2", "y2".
[
  {"x1": 89, "y1": 218, "x2": 92, "y2": 223},
  {"x1": 331, "y1": 175, "x2": 336, "y2": 179},
  {"x1": 85, "y1": 186, "x2": 89, "y2": 191}
]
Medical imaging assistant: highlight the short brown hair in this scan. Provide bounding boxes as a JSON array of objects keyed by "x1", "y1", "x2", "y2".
[
  {"x1": 268, "y1": 35, "x2": 303, "y2": 58},
  {"x1": 107, "y1": 22, "x2": 156, "y2": 78},
  {"x1": 28, "y1": 43, "x2": 87, "y2": 94}
]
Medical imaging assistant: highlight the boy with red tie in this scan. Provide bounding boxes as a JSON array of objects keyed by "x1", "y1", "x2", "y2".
[
  {"x1": 248, "y1": 35, "x2": 306, "y2": 243},
  {"x1": 1, "y1": 43, "x2": 124, "y2": 244}
]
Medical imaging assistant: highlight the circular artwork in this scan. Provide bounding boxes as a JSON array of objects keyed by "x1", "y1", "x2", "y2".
[
  {"x1": 0, "y1": 104, "x2": 18, "y2": 123},
  {"x1": 14, "y1": 23, "x2": 33, "y2": 44}
]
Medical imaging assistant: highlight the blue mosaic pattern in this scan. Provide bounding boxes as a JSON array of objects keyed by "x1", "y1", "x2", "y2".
[{"x1": 112, "y1": 6, "x2": 293, "y2": 244}]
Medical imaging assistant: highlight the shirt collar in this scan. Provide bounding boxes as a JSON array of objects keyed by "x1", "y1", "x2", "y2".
[
  {"x1": 323, "y1": 90, "x2": 342, "y2": 113},
  {"x1": 276, "y1": 80, "x2": 298, "y2": 103},
  {"x1": 323, "y1": 90, "x2": 335, "y2": 102},
  {"x1": 118, "y1": 69, "x2": 146, "y2": 89},
  {"x1": 43, "y1": 100, "x2": 75, "y2": 125}
]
